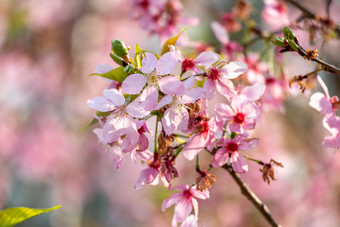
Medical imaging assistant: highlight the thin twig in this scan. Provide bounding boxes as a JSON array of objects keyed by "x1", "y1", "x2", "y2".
[
  {"x1": 296, "y1": 47, "x2": 340, "y2": 75},
  {"x1": 221, "y1": 163, "x2": 281, "y2": 227},
  {"x1": 285, "y1": 0, "x2": 340, "y2": 36},
  {"x1": 207, "y1": 149, "x2": 281, "y2": 227}
]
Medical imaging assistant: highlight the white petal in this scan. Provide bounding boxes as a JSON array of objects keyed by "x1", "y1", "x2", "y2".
[
  {"x1": 87, "y1": 97, "x2": 115, "y2": 112},
  {"x1": 103, "y1": 89, "x2": 125, "y2": 106},
  {"x1": 122, "y1": 74, "x2": 147, "y2": 94},
  {"x1": 211, "y1": 21, "x2": 229, "y2": 44}
]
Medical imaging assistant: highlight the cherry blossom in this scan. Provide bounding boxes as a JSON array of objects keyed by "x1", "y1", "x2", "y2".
[
  {"x1": 162, "y1": 184, "x2": 209, "y2": 225},
  {"x1": 262, "y1": 0, "x2": 289, "y2": 30},
  {"x1": 215, "y1": 95, "x2": 260, "y2": 133},
  {"x1": 87, "y1": 89, "x2": 141, "y2": 153},
  {"x1": 182, "y1": 118, "x2": 215, "y2": 160},
  {"x1": 202, "y1": 61, "x2": 248, "y2": 99},
  {"x1": 212, "y1": 134, "x2": 259, "y2": 173},
  {"x1": 211, "y1": 21, "x2": 243, "y2": 60},
  {"x1": 322, "y1": 116, "x2": 340, "y2": 150},
  {"x1": 134, "y1": 165, "x2": 170, "y2": 190},
  {"x1": 171, "y1": 47, "x2": 220, "y2": 75},
  {"x1": 156, "y1": 87, "x2": 203, "y2": 135},
  {"x1": 310, "y1": 76, "x2": 339, "y2": 117}
]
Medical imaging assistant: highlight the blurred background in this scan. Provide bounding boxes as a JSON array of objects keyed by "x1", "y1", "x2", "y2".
[{"x1": 1, "y1": 0, "x2": 340, "y2": 226}]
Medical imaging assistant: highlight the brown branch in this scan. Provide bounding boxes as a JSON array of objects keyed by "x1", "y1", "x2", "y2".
[
  {"x1": 296, "y1": 47, "x2": 340, "y2": 75},
  {"x1": 207, "y1": 149, "x2": 281, "y2": 227},
  {"x1": 221, "y1": 163, "x2": 281, "y2": 227},
  {"x1": 285, "y1": 0, "x2": 340, "y2": 37}
]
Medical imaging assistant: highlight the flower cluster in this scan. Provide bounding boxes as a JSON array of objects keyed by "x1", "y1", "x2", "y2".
[
  {"x1": 128, "y1": 0, "x2": 198, "y2": 40},
  {"x1": 86, "y1": 35, "x2": 276, "y2": 225}
]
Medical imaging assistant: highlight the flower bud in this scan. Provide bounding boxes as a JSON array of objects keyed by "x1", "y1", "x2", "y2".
[
  {"x1": 111, "y1": 39, "x2": 129, "y2": 57},
  {"x1": 282, "y1": 26, "x2": 296, "y2": 40},
  {"x1": 271, "y1": 37, "x2": 286, "y2": 47},
  {"x1": 287, "y1": 39, "x2": 299, "y2": 52},
  {"x1": 124, "y1": 64, "x2": 137, "y2": 75}
]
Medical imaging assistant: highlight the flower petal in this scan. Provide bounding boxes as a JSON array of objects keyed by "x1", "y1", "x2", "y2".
[
  {"x1": 122, "y1": 74, "x2": 147, "y2": 94},
  {"x1": 156, "y1": 51, "x2": 179, "y2": 75},
  {"x1": 141, "y1": 52, "x2": 157, "y2": 73},
  {"x1": 230, "y1": 152, "x2": 248, "y2": 173},
  {"x1": 87, "y1": 97, "x2": 115, "y2": 112},
  {"x1": 103, "y1": 89, "x2": 125, "y2": 106},
  {"x1": 194, "y1": 51, "x2": 220, "y2": 67},
  {"x1": 183, "y1": 133, "x2": 207, "y2": 160},
  {"x1": 241, "y1": 82, "x2": 266, "y2": 101},
  {"x1": 159, "y1": 76, "x2": 185, "y2": 95},
  {"x1": 162, "y1": 193, "x2": 181, "y2": 211},
  {"x1": 212, "y1": 148, "x2": 229, "y2": 167},
  {"x1": 174, "y1": 197, "x2": 192, "y2": 222},
  {"x1": 211, "y1": 21, "x2": 229, "y2": 44},
  {"x1": 222, "y1": 61, "x2": 248, "y2": 79}
]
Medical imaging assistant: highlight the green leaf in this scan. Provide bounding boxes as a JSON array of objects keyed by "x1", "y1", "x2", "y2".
[
  {"x1": 0, "y1": 205, "x2": 61, "y2": 227},
  {"x1": 134, "y1": 44, "x2": 143, "y2": 69},
  {"x1": 79, "y1": 118, "x2": 98, "y2": 132},
  {"x1": 161, "y1": 27, "x2": 188, "y2": 55},
  {"x1": 90, "y1": 66, "x2": 127, "y2": 83},
  {"x1": 80, "y1": 111, "x2": 111, "y2": 132}
]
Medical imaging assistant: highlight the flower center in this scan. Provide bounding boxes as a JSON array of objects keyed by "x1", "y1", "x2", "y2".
[
  {"x1": 146, "y1": 71, "x2": 159, "y2": 86},
  {"x1": 181, "y1": 58, "x2": 195, "y2": 72},
  {"x1": 206, "y1": 67, "x2": 220, "y2": 80},
  {"x1": 197, "y1": 120, "x2": 209, "y2": 133},
  {"x1": 234, "y1": 112, "x2": 245, "y2": 124},
  {"x1": 139, "y1": 0, "x2": 149, "y2": 8},
  {"x1": 227, "y1": 142, "x2": 238, "y2": 152}
]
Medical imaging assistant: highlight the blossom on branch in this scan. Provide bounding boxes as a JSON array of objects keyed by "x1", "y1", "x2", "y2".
[{"x1": 162, "y1": 184, "x2": 209, "y2": 225}]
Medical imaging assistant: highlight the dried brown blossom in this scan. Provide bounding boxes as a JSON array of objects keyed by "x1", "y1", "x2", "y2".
[
  {"x1": 304, "y1": 48, "x2": 318, "y2": 66},
  {"x1": 196, "y1": 170, "x2": 216, "y2": 191},
  {"x1": 260, "y1": 159, "x2": 284, "y2": 185}
]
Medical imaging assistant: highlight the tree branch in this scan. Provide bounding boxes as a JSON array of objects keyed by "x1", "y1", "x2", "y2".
[
  {"x1": 207, "y1": 149, "x2": 281, "y2": 227},
  {"x1": 296, "y1": 47, "x2": 340, "y2": 75},
  {"x1": 221, "y1": 163, "x2": 281, "y2": 227},
  {"x1": 285, "y1": 0, "x2": 340, "y2": 37}
]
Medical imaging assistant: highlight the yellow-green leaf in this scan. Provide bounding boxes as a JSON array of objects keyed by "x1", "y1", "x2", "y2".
[
  {"x1": 79, "y1": 118, "x2": 98, "y2": 132},
  {"x1": 161, "y1": 27, "x2": 188, "y2": 55},
  {"x1": 0, "y1": 205, "x2": 61, "y2": 227},
  {"x1": 90, "y1": 66, "x2": 127, "y2": 83},
  {"x1": 134, "y1": 44, "x2": 143, "y2": 69}
]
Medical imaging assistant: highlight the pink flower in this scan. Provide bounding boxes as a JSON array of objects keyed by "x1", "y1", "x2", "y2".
[
  {"x1": 156, "y1": 87, "x2": 203, "y2": 135},
  {"x1": 261, "y1": 76, "x2": 287, "y2": 111},
  {"x1": 172, "y1": 47, "x2": 220, "y2": 74},
  {"x1": 87, "y1": 89, "x2": 141, "y2": 153},
  {"x1": 241, "y1": 53, "x2": 268, "y2": 84},
  {"x1": 216, "y1": 95, "x2": 260, "y2": 133},
  {"x1": 202, "y1": 61, "x2": 248, "y2": 99},
  {"x1": 122, "y1": 52, "x2": 184, "y2": 117},
  {"x1": 220, "y1": 12, "x2": 241, "y2": 33},
  {"x1": 135, "y1": 166, "x2": 170, "y2": 190},
  {"x1": 310, "y1": 76, "x2": 339, "y2": 117},
  {"x1": 128, "y1": 0, "x2": 198, "y2": 39},
  {"x1": 162, "y1": 184, "x2": 209, "y2": 224},
  {"x1": 134, "y1": 155, "x2": 172, "y2": 190},
  {"x1": 94, "y1": 128, "x2": 125, "y2": 170},
  {"x1": 237, "y1": 82, "x2": 266, "y2": 102},
  {"x1": 211, "y1": 21, "x2": 243, "y2": 60},
  {"x1": 212, "y1": 134, "x2": 259, "y2": 173},
  {"x1": 180, "y1": 215, "x2": 198, "y2": 227},
  {"x1": 322, "y1": 116, "x2": 340, "y2": 150},
  {"x1": 182, "y1": 118, "x2": 215, "y2": 160},
  {"x1": 262, "y1": 0, "x2": 289, "y2": 30}
]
